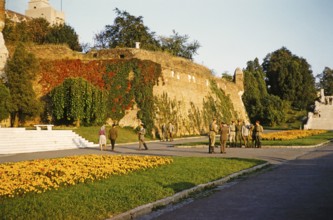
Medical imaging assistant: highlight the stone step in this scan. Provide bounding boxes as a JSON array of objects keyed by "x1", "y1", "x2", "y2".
[{"x1": 0, "y1": 128, "x2": 95, "y2": 154}]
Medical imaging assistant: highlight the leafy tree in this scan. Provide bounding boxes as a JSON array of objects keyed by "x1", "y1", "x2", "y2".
[
  {"x1": 27, "y1": 18, "x2": 50, "y2": 44},
  {"x1": 94, "y1": 8, "x2": 160, "y2": 50},
  {"x1": 263, "y1": 47, "x2": 316, "y2": 109},
  {"x1": 242, "y1": 58, "x2": 266, "y2": 121},
  {"x1": 0, "y1": 83, "x2": 11, "y2": 121},
  {"x1": 49, "y1": 78, "x2": 108, "y2": 126},
  {"x1": 3, "y1": 18, "x2": 31, "y2": 42},
  {"x1": 4, "y1": 18, "x2": 81, "y2": 51},
  {"x1": 5, "y1": 43, "x2": 41, "y2": 127},
  {"x1": 159, "y1": 30, "x2": 200, "y2": 60},
  {"x1": 317, "y1": 67, "x2": 333, "y2": 95},
  {"x1": 243, "y1": 58, "x2": 287, "y2": 126},
  {"x1": 46, "y1": 23, "x2": 82, "y2": 51},
  {"x1": 94, "y1": 8, "x2": 200, "y2": 60}
]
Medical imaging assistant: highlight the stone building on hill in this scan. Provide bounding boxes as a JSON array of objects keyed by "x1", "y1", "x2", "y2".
[{"x1": 26, "y1": 0, "x2": 65, "y2": 25}]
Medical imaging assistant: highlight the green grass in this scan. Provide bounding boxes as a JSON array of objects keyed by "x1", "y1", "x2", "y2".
[
  {"x1": 0, "y1": 157, "x2": 263, "y2": 220},
  {"x1": 54, "y1": 126, "x2": 149, "y2": 144}
]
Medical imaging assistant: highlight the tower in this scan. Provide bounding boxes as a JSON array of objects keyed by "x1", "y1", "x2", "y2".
[{"x1": 25, "y1": 0, "x2": 65, "y2": 25}]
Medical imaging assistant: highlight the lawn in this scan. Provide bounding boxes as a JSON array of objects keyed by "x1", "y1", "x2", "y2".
[
  {"x1": 0, "y1": 157, "x2": 263, "y2": 220},
  {"x1": 55, "y1": 126, "x2": 146, "y2": 144}
]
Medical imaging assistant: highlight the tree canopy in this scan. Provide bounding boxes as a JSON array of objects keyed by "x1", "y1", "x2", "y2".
[
  {"x1": 94, "y1": 8, "x2": 159, "y2": 51},
  {"x1": 94, "y1": 8, "x2": 200, "y2": 60},
  {"x1": 3, "y1": 18, "x2": 82, "y2": 51},
  {"x1": 263, "y1": 47, "x2": 316, "y2": 109},
  {"x1": 5, "y1": 43, "x2": 41, "y2": 126},
  {"x1": 0, "y1": 83, "x2": 11, "y2": 121},
  {"x1": 317, "y1": 67, "x2": 333, "y2": 96},
  {"x1": 49, "y1": 78, "x2": 108, "y2": 126},
  {"x1": 243, "y1": 58, "x2": 287, "y2": 126}
]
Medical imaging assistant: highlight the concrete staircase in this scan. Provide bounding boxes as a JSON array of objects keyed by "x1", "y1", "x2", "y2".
[
  {"x1": 306, "y1": 103, "x2": 333, "y2": 130},
  {"x1": 0, "y1": 128, "x2": 95, "y2": 154}
]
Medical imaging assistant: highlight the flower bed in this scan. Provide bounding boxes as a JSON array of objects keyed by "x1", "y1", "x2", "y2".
[
  {"x1": 0, "y1": 155, "x2": 173, "y2": 198},
  {"x1": 262, "y1": 130, "x2": 327, "y2": 141}
]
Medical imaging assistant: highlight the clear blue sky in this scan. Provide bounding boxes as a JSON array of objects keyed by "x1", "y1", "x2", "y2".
[{"x1": 6, "y1": 0, "x2": 333, "y2": 76}]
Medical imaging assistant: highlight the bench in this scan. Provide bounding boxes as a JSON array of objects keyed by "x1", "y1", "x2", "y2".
[{"x1": 34, "y1": 124, "x2": 54, "y2": 131}]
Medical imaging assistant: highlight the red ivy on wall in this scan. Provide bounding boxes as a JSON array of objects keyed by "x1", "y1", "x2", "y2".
[{"x1": 39, "y1": 59, "x2": 110, "y2": 95}]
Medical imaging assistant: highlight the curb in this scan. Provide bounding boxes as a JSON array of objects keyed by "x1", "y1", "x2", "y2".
[
  {"x1": 175, "y1": 140, "x2": 331, "y2": 149},
  {"x1": 108, "y1": 162, "x2": 270, "y2": 220}
]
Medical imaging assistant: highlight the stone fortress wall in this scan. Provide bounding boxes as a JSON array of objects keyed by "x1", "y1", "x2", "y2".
[{"x1": 92, "y1": 48, "x2": 248, "y2": 131}]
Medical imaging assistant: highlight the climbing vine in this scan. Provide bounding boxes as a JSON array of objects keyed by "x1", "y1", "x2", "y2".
[
  {"x1": 41, "y1": 59, "x2": 162, "y2": 132},
  {"x1": 203, "y1": 80, "x2": 237, "y2": 127}
]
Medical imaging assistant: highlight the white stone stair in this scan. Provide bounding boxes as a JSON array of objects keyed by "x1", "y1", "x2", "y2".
[
  {"x1": 306, "y1": 103, "x2": 333, "y2": 130},
  {"x1": 0, "y1": 128, "x2": 95, "y2": 154}
]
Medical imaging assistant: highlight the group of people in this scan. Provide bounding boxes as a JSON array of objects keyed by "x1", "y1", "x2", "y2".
[
  {"x1": 98, "y1": 123, "x2": 149, "y2": 151},
  {"x1": 208, "y1": 119, "x2": 264, "y2": 154},
  {"x1": 98, "y1": 119, "x2": 263, "y2": 153},
  {"x1": 160, "y1": 122, "x2": 175, "y2": 142},
  {"x1": 99, "y1": 124, "x2": 118, "y2": 151}
]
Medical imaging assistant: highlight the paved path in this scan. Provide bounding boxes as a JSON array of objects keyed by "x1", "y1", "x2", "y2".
[
  {"x1": 0, "y1": 136, "x2": 319, "y2": 165},
  {"x1": 139, "y1": 142, "x2": 333, "y2": 220}
]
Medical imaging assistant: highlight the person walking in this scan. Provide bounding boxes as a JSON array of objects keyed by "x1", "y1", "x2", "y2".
[
  {"x1": 138, "y1": 123, "x2": 148, "y2": 150},
  {"x1": 208, "y1": 118, "x2": 218, "y2": 153},
  {"x1": 219, "y1": 121, "x2": 229, "y2": 154},
  {"x1": 253, "y1": 120, "x2": 264, "y2": 148},
  {"x1": 99, "y1": 125, "x2": 107, "y2": 151},
  {"x1": 108, "y1": 124, "x2": 118, "y2": 151},
  {"x1": 168, "y1": 122, "x2": 174, "y2": 142},
  {"x1": 161, "y1": 123, "x2": 167, "y2": 141}
]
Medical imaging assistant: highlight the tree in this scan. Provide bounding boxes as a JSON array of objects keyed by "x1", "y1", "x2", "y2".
[
  {"x1": 0, "y1": 83, "x2": 11, "y2": 121},
  {"x1": 27, "y1": 18, "x2": 50, "y2": 44},
  {"x1": 4, "y1": 18, "x2": 81, "y2": 51},
  {"x1": 242, "y1": 58, "x2": 266, "y2": 122},
  {"x1": 46, "y1": 23, "x2": 82, "y2": 51},
  {"x1": 159, "y1": 30, "x2": 200, "y2": 60},
  {"x1": 263, "y1": 47, "x2": 316, "y2": 109},
  {"x1": 49, "y1": 78, "x2": 108, "y2": 126},
  {"x1": 94, "y1": 8, "x2": 160, "y2": 50},
  {"x1": 5, "y1": 43, "x2": 41, "y2": 126},
  {"x1": 94, "y1": 8, "x2": 200, "y2": 60},
  {"x1": 317, "y1": 67, "x2": 333, "y2": 95},
  {"x1": 243, "y1": 58, "x2": 287, "y2": 126}
]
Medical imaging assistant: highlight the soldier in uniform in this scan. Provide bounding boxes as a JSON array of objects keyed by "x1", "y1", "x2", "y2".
[
  {"x1": 208, "y1": 118, "x2": 218, "y2": 153},
  {"x1": 219, "y1": 121, "x2": 229, "y2": 154},
  {"x1": 253, "y1": 120, "x2": 264, "y2": 148},
  {"x1": 138, "y1": 123, "x2": 148, "y2": 150}
]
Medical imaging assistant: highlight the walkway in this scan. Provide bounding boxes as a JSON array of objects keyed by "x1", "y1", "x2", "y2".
[
  {"x1": 139, "y1": 142, "x2": 333, "y2": 220},
  {"x1": 0, "y1": 136, "x2": 319, "y2": 164}
]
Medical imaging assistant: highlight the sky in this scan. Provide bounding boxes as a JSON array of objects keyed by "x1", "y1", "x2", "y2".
[{"x1": 6, "y1": 0, "x2": 333, "y2": 76}]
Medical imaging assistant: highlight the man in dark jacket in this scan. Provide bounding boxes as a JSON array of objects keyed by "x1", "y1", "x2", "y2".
[{"x1": 108, "y1": 124, "x2": 118, "y2": 151}]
